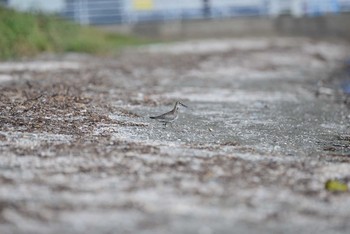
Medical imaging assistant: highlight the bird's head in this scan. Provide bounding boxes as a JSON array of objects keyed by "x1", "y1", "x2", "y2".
[{"x1": 175, "y1": 101, "x2": 188, "y2": 110}]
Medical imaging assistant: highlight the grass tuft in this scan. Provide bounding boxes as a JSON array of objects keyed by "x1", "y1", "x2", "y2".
[{"x1": 0, "y1": 7, "x2": 145, "y2": 60}]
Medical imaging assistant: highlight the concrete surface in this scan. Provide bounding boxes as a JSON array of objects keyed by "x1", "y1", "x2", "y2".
[{"x1": 0, "y1": 37, "x2": 350, "y2": 234}]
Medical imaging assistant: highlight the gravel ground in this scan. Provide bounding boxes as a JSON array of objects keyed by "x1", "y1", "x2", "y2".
[{"x1": 0, "y1": 37, "x2": 350, "y2": 234}]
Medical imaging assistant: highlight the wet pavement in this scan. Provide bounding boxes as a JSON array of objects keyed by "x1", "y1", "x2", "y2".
[{"x1": 0, "y1": 37, "x2": 350, "y2": 234}]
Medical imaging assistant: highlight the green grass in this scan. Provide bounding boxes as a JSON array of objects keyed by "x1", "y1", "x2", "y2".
[{"x1": 0, "y1": 7, "x2": 145, "y2": 60}]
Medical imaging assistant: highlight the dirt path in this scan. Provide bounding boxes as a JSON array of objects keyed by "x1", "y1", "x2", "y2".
[{"x1": 0, "y1": 37, "x2": 350, "y2": 234}]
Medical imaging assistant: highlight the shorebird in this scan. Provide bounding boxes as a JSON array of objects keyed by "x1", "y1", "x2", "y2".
[{"x1": 150, "y1": 101, "x2": 188, "y2": 127}]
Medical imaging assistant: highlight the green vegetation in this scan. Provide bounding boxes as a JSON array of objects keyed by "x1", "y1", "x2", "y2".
[{"x1": 0, "y1": 7, "x2": 144, "y2": 60}]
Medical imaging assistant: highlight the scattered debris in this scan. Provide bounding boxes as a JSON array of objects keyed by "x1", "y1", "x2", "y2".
[{"x1": 0, "y1": 38, "x2": 350, "y2": 234}]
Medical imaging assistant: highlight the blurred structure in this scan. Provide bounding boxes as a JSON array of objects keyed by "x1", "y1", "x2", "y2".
[
  {"x1": 2, "y1": 0, "x2": 350, "y2": 25},
  {"x1": 2, "y1": 0, "x2": 65, "y2": 12}
]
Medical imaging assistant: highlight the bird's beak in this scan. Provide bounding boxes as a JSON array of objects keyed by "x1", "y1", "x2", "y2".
[{"x1": 179, "y1": 102, "x2": 188, "y2": 108}]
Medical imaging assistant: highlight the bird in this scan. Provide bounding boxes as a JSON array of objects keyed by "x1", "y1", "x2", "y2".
[{"x1": 150, "y1": 101, "x2": 188, "y2": 127}]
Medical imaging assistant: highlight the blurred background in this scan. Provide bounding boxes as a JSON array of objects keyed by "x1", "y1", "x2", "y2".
[
  {"x1": 1, "y1": 0, "x2": 350, "y2": 60},
  {"x1": 1, "y1": 0, "x2": 350, "y2": 41},
  {"x1": 1, "y1": 0, "x2": 350, "y2": 24}
]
